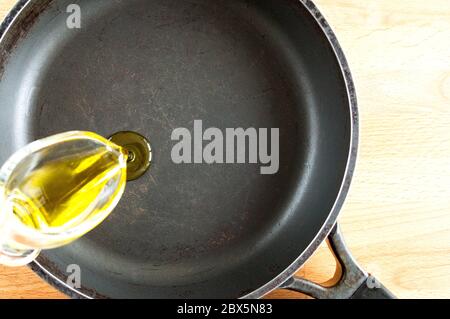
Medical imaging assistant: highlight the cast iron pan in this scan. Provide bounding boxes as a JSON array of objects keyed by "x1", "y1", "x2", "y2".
[{"x1": 0, "y1": 0, "x2": 394, "y2": 298}]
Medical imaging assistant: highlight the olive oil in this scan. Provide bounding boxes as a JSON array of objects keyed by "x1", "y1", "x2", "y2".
[
  {"x1": 10, "y1": 148, "x2": 126, "y2": 230},
  {"x1": 109, "y1": 131, "x2": 152, "y2": 181},
  {"x1": 0, "y1": 131, "x2": 153, "y2": 265},
  {"x1": 3, "y1": 132, "x2": 128, "y2": 236}
]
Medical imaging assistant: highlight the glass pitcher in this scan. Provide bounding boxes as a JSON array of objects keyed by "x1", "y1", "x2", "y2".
[{"x1": 0, "y1": 131, "x2": 128, "y2": 266}]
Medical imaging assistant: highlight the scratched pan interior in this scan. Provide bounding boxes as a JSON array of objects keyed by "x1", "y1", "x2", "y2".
[{"x1": 0, "y1": 0, "x2": 352, "y2": 298}]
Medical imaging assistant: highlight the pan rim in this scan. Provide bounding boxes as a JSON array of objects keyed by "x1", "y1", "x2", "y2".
[
  {"x1": 0, "y1": 0, "x2": 358, "y2": 299},
  {"x1": 243, "y1": 0, "x2": 359, "y2": 299}
]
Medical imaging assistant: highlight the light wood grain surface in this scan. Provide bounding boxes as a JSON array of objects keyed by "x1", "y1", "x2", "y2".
[{"x1": 0, "y1": 0, "x2": 449, "y2": 299}]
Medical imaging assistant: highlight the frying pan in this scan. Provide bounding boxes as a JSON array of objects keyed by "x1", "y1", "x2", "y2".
[{"x1": 0, "y1": 0, "x2": 395, "y2": 298}]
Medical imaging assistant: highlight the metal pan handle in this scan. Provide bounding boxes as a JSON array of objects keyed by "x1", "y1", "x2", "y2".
[{"x1": 281, "y1": 224, "x2": 396, "y2": 299}]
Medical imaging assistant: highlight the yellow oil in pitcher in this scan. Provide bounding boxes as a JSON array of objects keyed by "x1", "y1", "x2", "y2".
[
  {"x1": 3, "y1": 132, "x2": 128, "y2": 236},
  {"x1": 10, "y1": 145, "x2": 128, "y2": 230},
  {"x1": 0, "y1": 131, "x2": 151, "y2": 265}
]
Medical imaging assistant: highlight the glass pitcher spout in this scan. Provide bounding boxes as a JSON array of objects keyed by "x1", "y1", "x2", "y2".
[{"x1": 0, "y1": 131, "x2": 128, "y2": 266}]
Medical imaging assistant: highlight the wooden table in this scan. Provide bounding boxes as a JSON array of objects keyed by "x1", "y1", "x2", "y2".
[{"x1": 0, "y1": 0, "x2": 449, "y2": 299}]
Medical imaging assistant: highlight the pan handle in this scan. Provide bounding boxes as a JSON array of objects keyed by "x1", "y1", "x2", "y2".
[{"x1": 280, "y1": 224, "x2": 396, "y2": 299}]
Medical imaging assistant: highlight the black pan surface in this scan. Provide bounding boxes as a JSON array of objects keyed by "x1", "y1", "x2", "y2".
[{"x1": 0, "y1": 0, "x2": 356, "y2": 298}]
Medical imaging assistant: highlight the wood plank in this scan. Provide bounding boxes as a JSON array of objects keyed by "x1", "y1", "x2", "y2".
[{"x1": 0, "y1": 0, "x2": 449, "y2": 299}]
